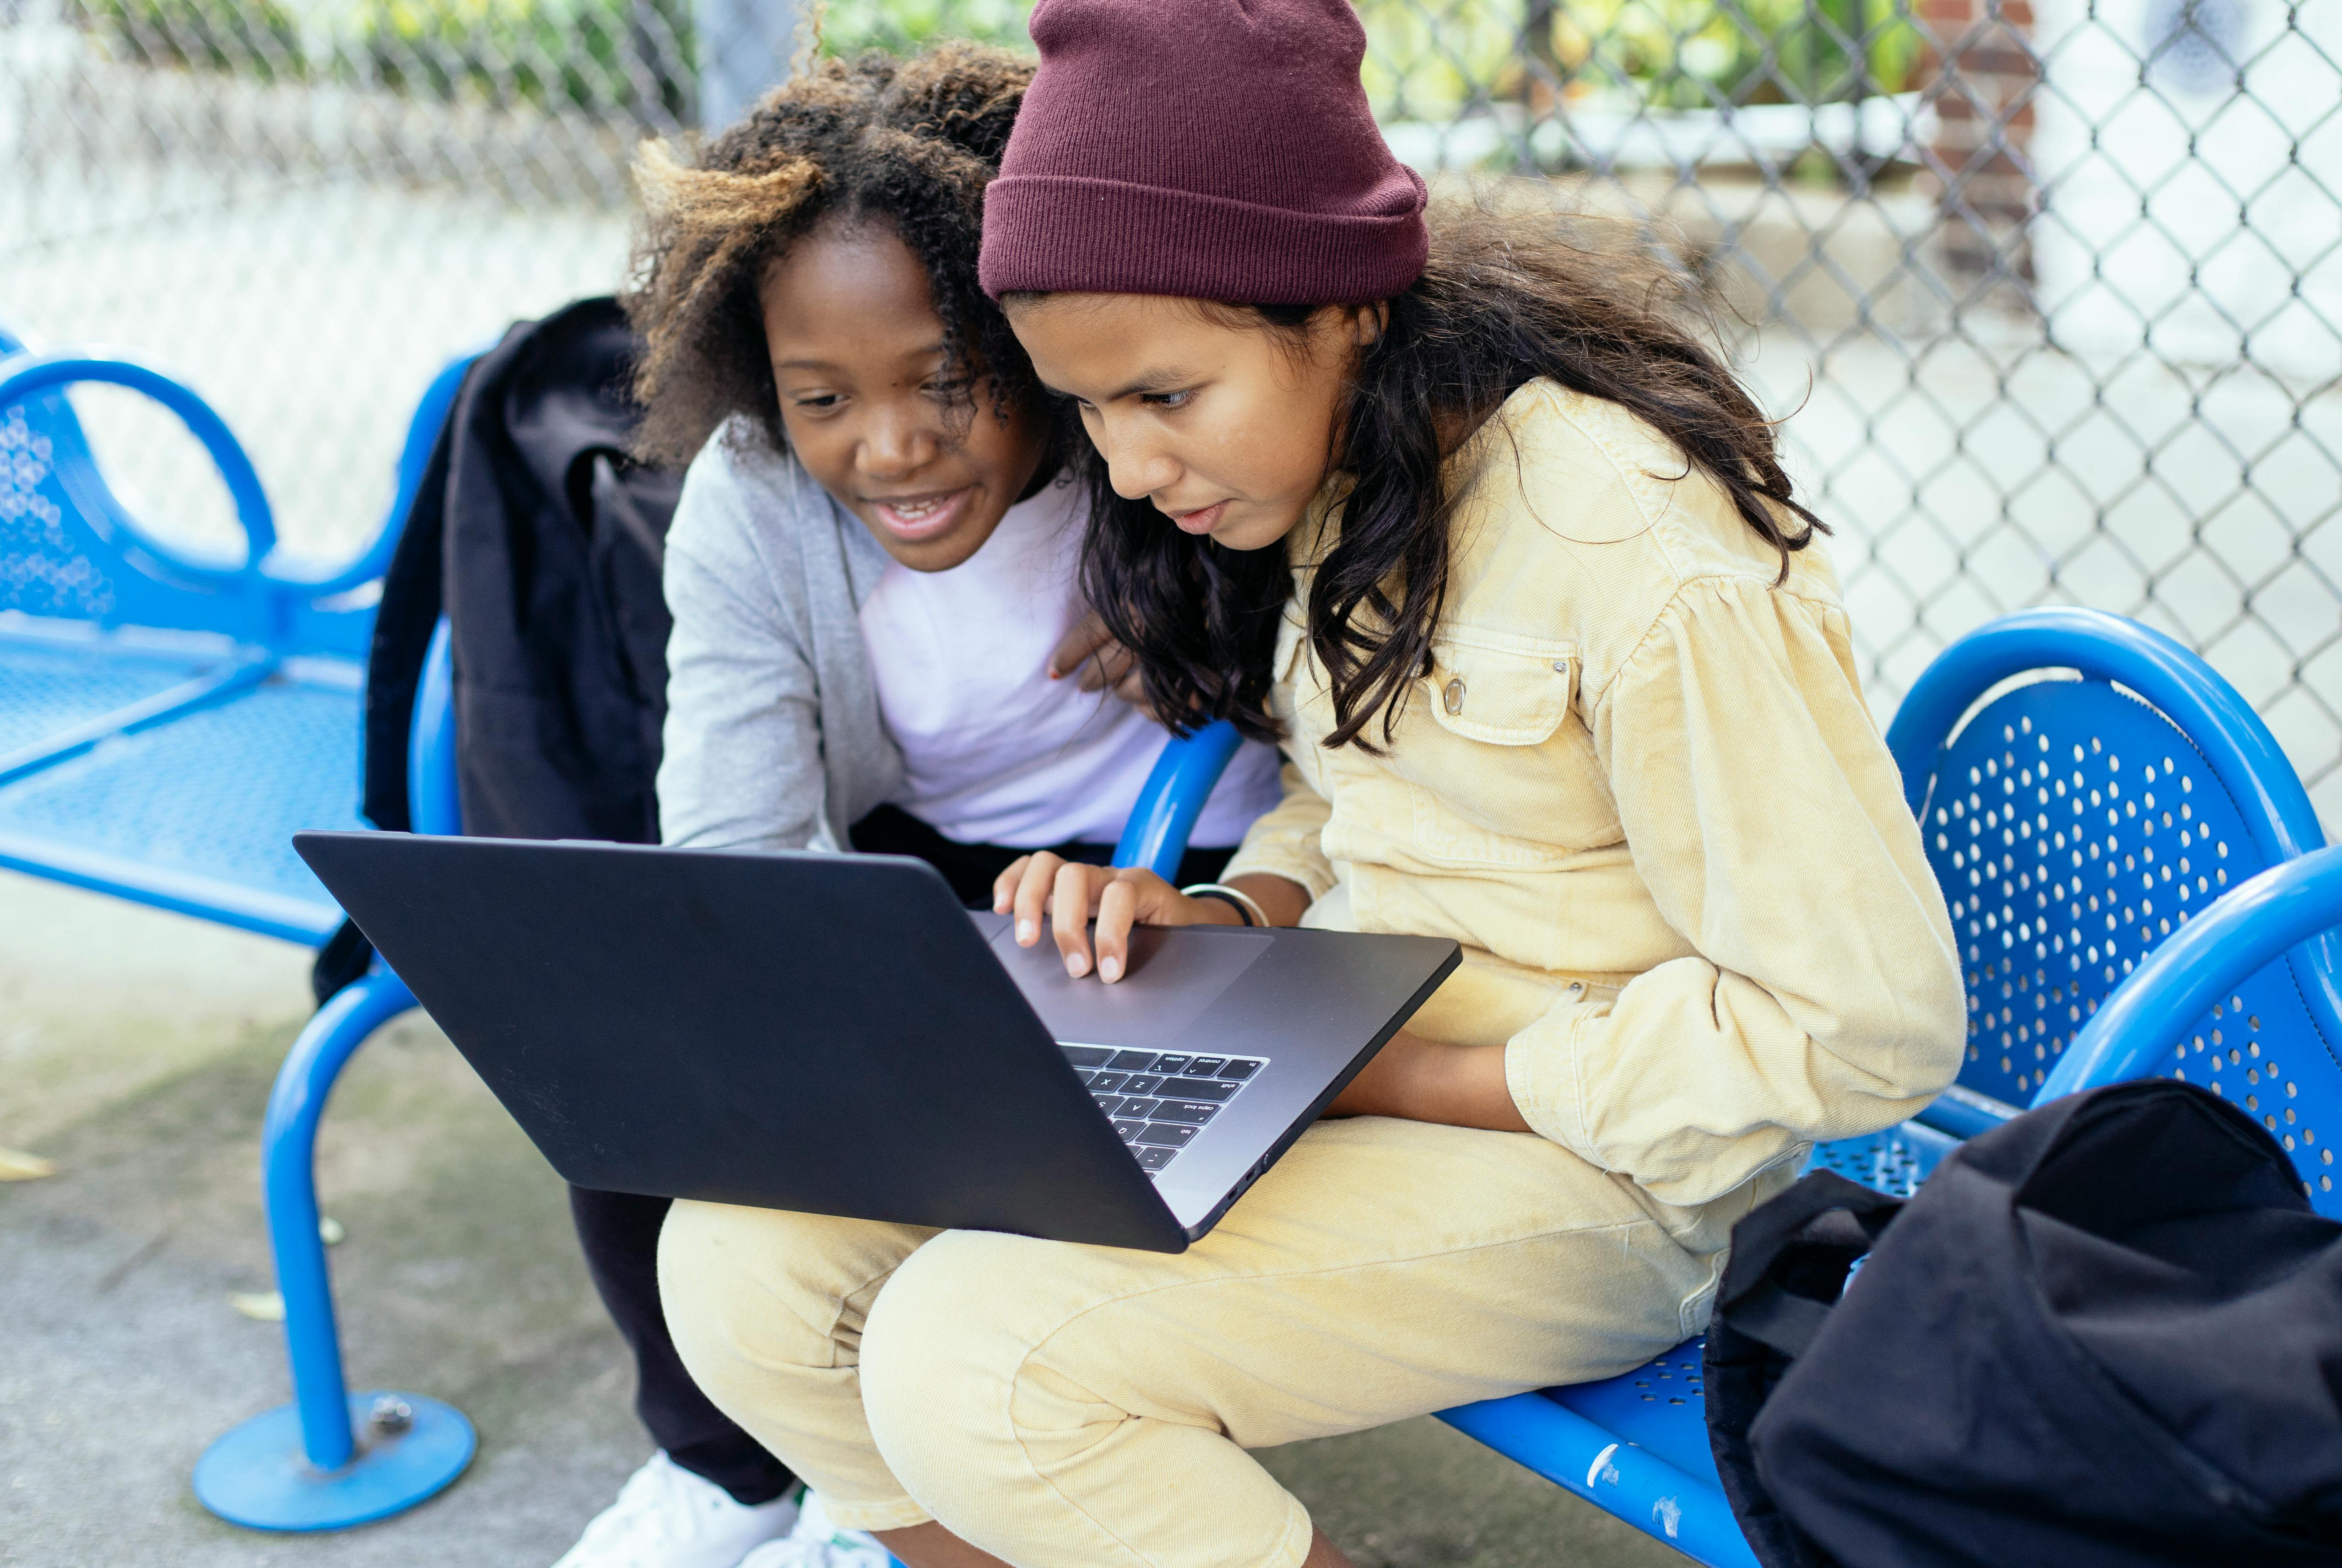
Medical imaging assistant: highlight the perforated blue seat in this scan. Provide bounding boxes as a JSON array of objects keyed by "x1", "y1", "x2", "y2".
[
  {"x1": 0, "y1": 635, "x2": 224, "y2": 759},
  {"x1": 0, "y1": 325, "x2": 471, "y2": 940},
  {"x1": 0, "y1": 660, "x2": 368, "y2": 939},
  {"x1": 1439, "y1": 608, "x2": 2341, "y2": 1566}
]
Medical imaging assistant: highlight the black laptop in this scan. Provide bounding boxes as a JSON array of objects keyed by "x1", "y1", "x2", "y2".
[{"x1": 294, "y1": 833, "x2": 1460, "y2": 1252}]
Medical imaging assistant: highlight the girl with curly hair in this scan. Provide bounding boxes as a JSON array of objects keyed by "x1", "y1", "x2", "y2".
[
  {"x1": 559, "y1": 39, "x2": 1279, "y2": 1568},
  {"x1": 657, "y1": 3, "x2": 1965, "y2": 1567}
]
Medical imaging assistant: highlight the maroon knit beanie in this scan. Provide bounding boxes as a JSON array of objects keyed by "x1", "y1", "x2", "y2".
[{"x1": 978, "y1": 0, "x2": 1428, "y2": 304}]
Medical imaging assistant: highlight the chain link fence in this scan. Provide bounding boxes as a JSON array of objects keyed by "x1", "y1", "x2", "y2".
[{"x1": 5, "y1": 0, "x2": 2340, "y2": 819}]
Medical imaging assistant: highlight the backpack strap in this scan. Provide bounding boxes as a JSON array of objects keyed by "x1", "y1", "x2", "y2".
[{"x1": 1715, "y1": 1171, "x2": 1904, "y2": 1357}]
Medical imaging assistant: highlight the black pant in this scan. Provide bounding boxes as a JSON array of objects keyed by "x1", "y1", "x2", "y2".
[
  {"x1": 570, "y1": 808, "x2": 1237, "y2": 1501},
  {"x1": 569, "y1": 1184, "x2": 797, "y2": 1504}
]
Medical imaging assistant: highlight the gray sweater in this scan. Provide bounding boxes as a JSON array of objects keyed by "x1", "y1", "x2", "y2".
[{"x1": 656, "y1": 428, "x2": 903, "y2": 854}]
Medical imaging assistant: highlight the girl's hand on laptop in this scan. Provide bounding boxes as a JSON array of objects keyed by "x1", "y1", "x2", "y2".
[
  {"x1": 993, "y1": 854, "x2": 1307, "y2": 982},
  {"x1": 995, "y1": 854, "x2": 1213, "y2": 982}
]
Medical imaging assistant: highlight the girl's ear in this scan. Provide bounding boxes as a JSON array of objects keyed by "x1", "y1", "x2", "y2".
[{"x1": 1353, "y1": 302, "x2": 1390, "y2": 347}]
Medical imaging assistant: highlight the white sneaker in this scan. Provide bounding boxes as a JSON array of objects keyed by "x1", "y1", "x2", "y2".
[
  {"x1": 552, "y1": 1451, "x2": 801, "y2": 1568},
  {"x1": 737, "y1": 1490, "x2": 895, "y2": 1568}
]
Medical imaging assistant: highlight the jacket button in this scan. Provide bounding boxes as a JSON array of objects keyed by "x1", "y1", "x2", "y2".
[{"x1": 1443, "y1": 676, "x2": 1466, "y2": 714}]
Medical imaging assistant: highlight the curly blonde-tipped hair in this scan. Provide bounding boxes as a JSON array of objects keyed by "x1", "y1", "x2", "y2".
[{"x1": 622, "y1": 41, "x2": 1036, "y2": 466}]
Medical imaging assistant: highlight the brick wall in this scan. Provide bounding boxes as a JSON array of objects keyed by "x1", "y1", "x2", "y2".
[{"x1": 1916, "y1": 0, "x2": 2042, "y2": 288}]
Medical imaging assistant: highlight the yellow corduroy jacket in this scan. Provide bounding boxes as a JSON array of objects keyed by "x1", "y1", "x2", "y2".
[{"x1": 1220, "y1": 378, "x2": 1967, "y2": 1210}]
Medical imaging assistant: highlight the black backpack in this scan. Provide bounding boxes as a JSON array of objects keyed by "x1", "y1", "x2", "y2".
[
  {"x1": 1705, "y1": 1078, "x2": 2342, "y2": 1568},
  {"x1": 314, "y1": 298, "x2": 680, "y2": 1001}
]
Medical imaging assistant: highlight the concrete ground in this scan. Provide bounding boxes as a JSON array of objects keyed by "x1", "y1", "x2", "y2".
[{"x1": 0, "y1": 868, "x2": 1688, "y2": 1568}]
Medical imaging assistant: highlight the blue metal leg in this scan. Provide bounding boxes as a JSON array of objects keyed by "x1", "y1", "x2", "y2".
[
  {"x1": 193, "y1": 970, "x2": 476, "y2": 1530},
  {"x1": 1439, "y1": 1395, "x2": 1759, "y2": 1568}
]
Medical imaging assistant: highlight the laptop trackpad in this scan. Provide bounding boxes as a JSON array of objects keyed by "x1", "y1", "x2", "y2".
[{"x1": 987, "y1": 922, "x2": 1272, "y2": 1047}]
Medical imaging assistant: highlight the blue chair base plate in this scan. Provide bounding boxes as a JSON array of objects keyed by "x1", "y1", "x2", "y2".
[{"x1": 193, "y1": 1391, "x2": 474, "y2": 1531}]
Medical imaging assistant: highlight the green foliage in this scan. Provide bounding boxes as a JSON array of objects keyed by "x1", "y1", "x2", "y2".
[
  {"x1": 811, "y1": 0, "x2": 1033, "y2": 59},
  {"x1": 1360, "y1": 0, "x2": 1922, "y2": 118},
  {"x1": 802, "y1": 0, "x2": 1924, "y2": 123},
  {"x1": 1565, "y1": 0, "x2": 1925, "y2": 108},
  {"x1": 353, "y1": 0, "x2": 692, "y2": 114},
  {"x1": 70, "y1": 0, "x2": 1920, "y2": 129},
  {"x1": 74, "y1": 0, "x2": 307, "y2": 81}
]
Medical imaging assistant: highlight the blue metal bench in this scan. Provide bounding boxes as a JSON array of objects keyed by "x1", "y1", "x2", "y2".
[
  {"x1": 1437, "y1": 606, "x2": 2342, "y2": 1565},
  {"x1": 0, "y1": 324, "x2": 472, "y2": 941},
  {"x1": 184, "y1": 591, "x2": 2336, "y2": 1550},
  {"x1": 190, "y1": 632, "x2": 1253, "y2": 1530}
]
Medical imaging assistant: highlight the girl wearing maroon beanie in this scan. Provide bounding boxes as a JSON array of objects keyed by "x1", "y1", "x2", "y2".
[{"x1": 660, "y1": 4, "x2": 1966, "y2": 1566}]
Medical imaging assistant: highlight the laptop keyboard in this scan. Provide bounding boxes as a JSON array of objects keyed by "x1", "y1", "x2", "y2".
[{"x1": 1060, "y1": 1046, "x2": 1264, "y2": 1177}]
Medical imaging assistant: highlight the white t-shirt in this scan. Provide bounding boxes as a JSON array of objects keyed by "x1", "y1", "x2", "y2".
[{"x1": 856, "y1": 480, "x2": 1283, "y2": 849}]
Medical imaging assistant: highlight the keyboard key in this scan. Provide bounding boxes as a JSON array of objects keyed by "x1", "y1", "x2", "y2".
[
  {"x1": 1120, "y1": 1074, "x2": 1166, "y2": 1096},
  {"x1": 1136, "y1": 1146, "x2": 1178, "y2": 1171},
  {"x1": 1107, "y1": 1050, "x2": 1160, "y2": 1071},
  {"x1": 1186, "y1": 1057, "x2": 1229, "y2": 1075},
  {"x1": 1151, "y1": 1100, "x2": 1219, "y2": 1125},
  {"x1": 1218, "y1": 1060, "x2": 1261, "y2": 1080},
  {"x1": 1159, "y1": 1077, "x2": 1235, "y2": 1101},
  {"x1": 1092, "y1": 1095, "x2": 1126, "y2": 1116},
  {"x1": 1134, "y1": 1122, "x2": 1197, "y2": 1147},
  {"x1": 1153, "y1": 1054, "x2": 1192, "y2": 1074},
  {"x1": 1063, "y1": 1046, "x2": 1114, "y2": 1068},
  {"x1": 1075, "y1": 1070, "x2": 1097, "y2": 1087},
  {"x1": 1112, "y1": 1119, "x2": 1148, "y2": 1143},
  {"x1": 1089, "y1": 1071, "x2": 1129, "y2": 1092},
  {"x1": 1119, "y1": 1098, "x2": 1161, "y2": 1119}
]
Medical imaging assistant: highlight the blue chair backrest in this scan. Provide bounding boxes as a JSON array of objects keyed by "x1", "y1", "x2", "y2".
[
  {"x1": 0, "y1": 339, "x2": 281, "y2": 644},
  {"x1": 0, "y1": 324, "x2": 476, "y2": 660},
  {"x1": 1888, "y1": 609, "x2": 2342, "y2": 1207}
]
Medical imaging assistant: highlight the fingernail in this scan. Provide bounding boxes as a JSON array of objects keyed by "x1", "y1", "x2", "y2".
[
  {"x1": 1066, "y1": 952, "x2": 1089, "y2": 978},
  {"x1": 1100, "y1": 955, "x2": 1121, "y2": 982},
  {"x1": 1017, "y1": 919, "x2": 1033, "y2": 942}
]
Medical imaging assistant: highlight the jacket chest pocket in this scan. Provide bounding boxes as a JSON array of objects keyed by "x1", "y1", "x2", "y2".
[{"x1": 1396, "y1": 633, "x2": 1619, "y2": 867}]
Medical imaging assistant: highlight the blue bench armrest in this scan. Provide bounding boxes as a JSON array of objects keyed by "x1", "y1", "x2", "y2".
[
  {"x1": 1, "y1": 340, "x2": 481, "y2": 660},
  {"x1": 409, "y1": 618, "x2": 463, "y2": 838},
  {"x1": 1113, "y1": 720, "x2": 1242, "y2": 879},
  {"x1": 0, "y1": 348, "x2": 279, "y2": 587},
  {"x1": 2040, "y1": 845, "x2": 2342, "y2": 1103}
]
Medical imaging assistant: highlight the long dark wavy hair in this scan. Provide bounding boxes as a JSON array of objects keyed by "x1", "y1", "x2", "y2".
[
  {"x1": 622, "y1": 41, "x2": 1036, "y2": 466},
  {"x1": 1044, "y1": 199, "x2": 1824, "y2": 752}
]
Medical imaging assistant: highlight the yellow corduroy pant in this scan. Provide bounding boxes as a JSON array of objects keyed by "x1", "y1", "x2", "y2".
[{"x1": 659, "y1": 1114, "x2": 1771, "y2": 1568}]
